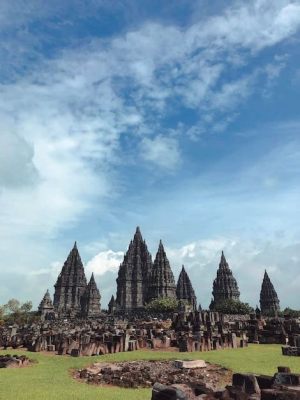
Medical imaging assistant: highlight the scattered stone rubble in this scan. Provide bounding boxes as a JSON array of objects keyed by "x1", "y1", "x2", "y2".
[
  {"x1": 77, "y1": 360, "x2": 232, "y2": 390},
  {"x1": 152, "y1": 366, "x2": 300, "y2": 399},
  {"x1": 0, "y1": 354, "x2": 32, "y2": 368},
  {"x1": 1, "y1": 309, "x2": 300, "y2": 357},
  {"x1": 0, "y1": 311, "x2": 250, "y2": 357}
]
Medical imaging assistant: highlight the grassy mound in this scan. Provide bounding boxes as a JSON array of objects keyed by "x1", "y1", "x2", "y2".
[{"x1": 0, "y1": 345, "x2": 300, "y2": 400}]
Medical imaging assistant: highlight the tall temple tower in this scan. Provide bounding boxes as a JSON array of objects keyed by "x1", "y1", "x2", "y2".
[
  {"x1": 53, "y1": 242, "x2": 88, "y2": 318},
  {"x1": 148, "y1": 240, "x2": 176, "y2": 301},
  {"x1": 260, "y1": 270, "x2": 280, "y2": 316},
  {"x1": 116, "y1": 227, "x2": 153, "y2": 310},
  {"x1": 81, "y1": 273, "x2": 101, "y2": 318},
  {"x1": 176, "y1": 265, "x2": 197, "y2": 310},
  {"x1": 211, "y1": 251, "x2": 240, "y2": 308}
]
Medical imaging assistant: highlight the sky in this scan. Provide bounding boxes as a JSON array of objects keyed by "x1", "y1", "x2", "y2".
[{"x1": 0, "y1": 0, "x2": 300, "y2": 310}]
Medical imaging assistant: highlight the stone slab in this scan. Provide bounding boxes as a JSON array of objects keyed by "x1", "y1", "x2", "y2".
[{"x1": 174, "y1": 359, "x2": 206, "y2": 369}]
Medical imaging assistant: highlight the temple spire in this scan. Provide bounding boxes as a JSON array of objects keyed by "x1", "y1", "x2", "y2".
[
  {"x1": 260, "y1": 270, "x2": 280, "y2": 316},
  {"x1": 148, "y1": 240, "x2": 176, "y2": 301},
  {"x1": 53, "y1": 242, "x2": 87, "y2": 318},
  {"x1": 210, "y1": 251, "x2": 240, "y2": 309},
  {"x1": 116, "y1": 227, "x2": 152, "y2": 310},
  {"x1": 81, "y1": 273, "x2": 101, "y2": 317},
  {"x1": 176, "y1": 265, "x2": 197, "y2": 310}
]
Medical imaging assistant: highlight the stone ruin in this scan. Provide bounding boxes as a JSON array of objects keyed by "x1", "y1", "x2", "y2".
[
  {"x1": 0, "y1": 309, "x2": 250, "y2": 357},
  {"x1": 0, "y1": 354, "x2": 32, "y2": 368},
  {"x1": 77, "y1": 359, "x2": 232, "y2": 390},
  {"x1": 152, "y1": 366, "x2": 300, "y2": 400}
]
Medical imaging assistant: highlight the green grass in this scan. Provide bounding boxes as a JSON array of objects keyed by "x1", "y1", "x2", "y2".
[{"x1": 1, "y1": 345, "x2": 300, "y2": 400}]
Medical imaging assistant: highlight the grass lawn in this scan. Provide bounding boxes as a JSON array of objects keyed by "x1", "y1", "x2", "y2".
[{"x1": 1, "y1": 345, "x2": 300, "y2": 400}]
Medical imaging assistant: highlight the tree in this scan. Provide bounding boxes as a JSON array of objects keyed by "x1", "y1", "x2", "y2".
[
  {"x1": 20, "y1": 301, "x2": 33, "y2": 313},
  {"x1": 146, "y1": 297, "x2": 179, "y2": 313},
  {"x1": 6, "y1": 299, "x2": 21, "y2": 314},
  {"x1": 280, "y1": 308, "x2": 300, "y2": 318},
  {"x1": 1, "y1": 299, "x2": 35, "y2": 324},
  {"x1": 213, "y1": 299, "x2": 254, "y2": 315}
]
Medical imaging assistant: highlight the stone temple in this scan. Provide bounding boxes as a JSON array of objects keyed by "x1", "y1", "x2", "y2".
[
  {"x1": 176, "y1": 265, "x2": 197, "y2": 311},
  {"x1": 210, "y1": 251, "x2": 240, "y2": 309},
  {"x1": 53, "y1": 242, "x2": 101, "y2": 318},
  {"x1": 147, "y1": 240, "x2": 177, "y2": 301},
  {"x1": 114, "y1": 228, "x2": 201, "y2": 311},
  {"x1": 260, "y1": 270, "x2": 280, "y2": 316},
  {"x1": 116, "y1": 227, "x2": 153, "y2": 310},
  {"x1": 37, "y1": 227, "x2": 281, "y2": 319}
]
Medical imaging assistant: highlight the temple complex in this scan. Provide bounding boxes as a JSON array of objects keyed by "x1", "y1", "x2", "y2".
[
  {"x1": 147, "y1": 240, "x2": 176, "y2": 301},
  {"x1": 53, "y1": 242, "x2": 101, "y2": 318},
  {"x1": 34, "y1": 227, "x2": 283, "y2": 320},
  {"x1": 116, "y1": 227, "x2": 153, "y2": 310},
  {"x1": 176, "y1": 265, "x2": 197, "y2": 310},
  {"x1": 210, "y1": 251, "x2": 240, "y2": 309},
  {"x1": 260, "y1": 270, "x2": 280, "y2": 316}
]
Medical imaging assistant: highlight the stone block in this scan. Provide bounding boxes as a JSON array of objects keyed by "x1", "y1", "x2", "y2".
[
  {"x1": 174, "y1": 359, "x2": 206, "y2": 369},
  {"x1": 278, "y1": 367, "x2": 291, "y2": 373},
  {"x1": 70, "y1": 349, "x2": 80, "y2": 357},
  {"x1": 151, "y1": 383, "x2": 187, "y2": 400},
  {"x1": 232, "y1": 373, "x2": 261, "y2": 395}
]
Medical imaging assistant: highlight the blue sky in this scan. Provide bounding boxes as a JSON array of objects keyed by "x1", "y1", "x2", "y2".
[{"x1": 1, "y1": 0, "x2": 300, "y2": 309}]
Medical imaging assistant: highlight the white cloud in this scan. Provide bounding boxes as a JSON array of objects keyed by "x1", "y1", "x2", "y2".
[
  {"x1": 86, "y1": 249, "x2": 124, "y2": 276},
  {"x1": 140, "y1": 135, "x2": 181, "y2": 170}
]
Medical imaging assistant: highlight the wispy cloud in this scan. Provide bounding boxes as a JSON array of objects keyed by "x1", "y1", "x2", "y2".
[{"x1": 140, "y1": 135, "x2": 181, "y2": 170}]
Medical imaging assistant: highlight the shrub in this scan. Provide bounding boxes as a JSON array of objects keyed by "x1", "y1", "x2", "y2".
[
  {"x1": 212, "y1": 299, "x2": 254, "y2": 315},
  {"x1": 145, "y1": 297, "x2": 179, "y2": 313}
]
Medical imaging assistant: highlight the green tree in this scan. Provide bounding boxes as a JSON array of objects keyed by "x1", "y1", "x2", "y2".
[
  {"x1": 2, "y1": 299, "x2": 35, "y2": 324},
  {"x1": 281, "y1": 307, "x2": 300, "y2": 318},
  {"x1": 6, "y1": 298, "x2": 21, "y2": 313},
  {"x1": 146, "y1": 297, "x2": 179, "y2": 313},
  {"x1": 213, "y1": 299, "x2": 254, "y2": 315}
]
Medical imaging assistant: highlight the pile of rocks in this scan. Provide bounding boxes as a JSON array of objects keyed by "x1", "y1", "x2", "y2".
[
  {"x1": 77, "y1": 360, "x2": 231, "y2": 389},
  {"x1": 152, "y1": 366, "x2": 300, "y2": 399},
  {"x1": 0, "y1": 354, "x2": 31, "y2": 368}
]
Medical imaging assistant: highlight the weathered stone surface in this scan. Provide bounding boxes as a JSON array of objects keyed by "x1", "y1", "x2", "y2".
[
  {"x1": 260, "y1": 271, "x2": 280, "y2": 317},
  {"x1": 148, "y1": 240, "x2": 176, "y2": 301},
  {"x1": 53, "y1": 242, "x2": 88, "y2": 318},
  {"x1": 176, "y1": 266, "x2": 197, "y2": 311},
  {"x1": 116, "y1": 227, "x2": 152, "y2": 310},
  {"x1": 211, "y1": 251, "x2": 240, "y2": 309}
]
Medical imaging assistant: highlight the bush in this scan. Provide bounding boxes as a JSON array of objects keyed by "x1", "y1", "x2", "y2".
[
  {"x1": 145, "y1": 297, "x2": 179, "y2": 313},
  {"x1": 212, "y1": 299, "x2": 254, "y2": 315}
]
